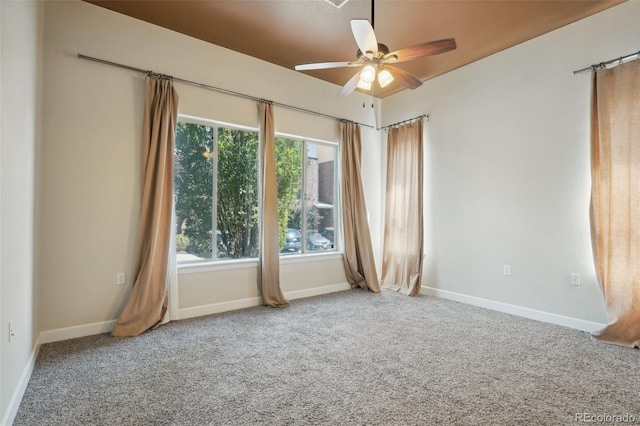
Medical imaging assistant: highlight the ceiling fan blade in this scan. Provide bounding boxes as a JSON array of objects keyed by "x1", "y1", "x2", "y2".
[
  {"x1": 338, "y1": 70, "x2": 362, "y2": 97},
  {"x1": 387, "y1": 66, "x2": 422, "y2": 90},
  {"x1": 386, "y1": 38, "x2": 457, "y2": 63},
  {"x1": 351, "y1": 19, "x2": 378, "y2": 58},
  {"x1": 295, "y1": 61, "x2": 361, "y2": 71}
]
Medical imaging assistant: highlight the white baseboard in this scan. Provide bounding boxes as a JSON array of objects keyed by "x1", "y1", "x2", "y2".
[
  {"x1": 285, "y1": 282, "x2": 351, "y2": 300},
  {"x1": 178, "y1": 296, "x2": 262, "y2": 320},
  {"x1": 1, "y1": 340, "x2": 40, "y2": 426},
  {"x1": 421, "y1": 286, "x2": 606, "y2": 333},
  {"x1": 35, "y1": 284, "x2": 600, "y2": 342},
  {"x1": 38, "y1": 320, "x2": 117, "y2": 345},
  {"x1": 35, "y1": 283, "x2": 353, "y2": 344},
  {"x1": 178, "y1": 282, "x2": 351, "y2": 320}
]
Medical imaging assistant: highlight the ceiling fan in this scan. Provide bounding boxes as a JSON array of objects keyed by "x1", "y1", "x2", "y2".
[{"x1": 295, "y1": 0, "x2": 457, "y2": 96}]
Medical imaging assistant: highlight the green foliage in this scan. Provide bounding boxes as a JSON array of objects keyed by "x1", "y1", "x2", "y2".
[
  {"x1": 175, "y1": 123, "x2": 303, "y2": 259},
  {"x1": 306, "y1": 205, "x2": 320, "y2": 230},
  {"x1": 275, "y1": 137, "x2": 302, "y2": 248},
  {"x1": 174, "y1": 122, "x2": 213, "y2": 258},
  {"x1": 175, "y1": 233, "x2": 189, "y2": 252},
  {"x1": 288, "y1": 204, "x2": 302, "y2": 231},
  {"x1": 288, "y1": 204, "x2": 320, "y2": 232},
  {"x1": 216, "y1": 128, "x2": 259, "y2": 258}
]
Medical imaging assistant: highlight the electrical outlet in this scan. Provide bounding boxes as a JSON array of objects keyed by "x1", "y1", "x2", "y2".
[
  {"x1": 503, "y1": 265, "x2": 511, "y2": 276},
  {"x1": 571, "y1": 273, "x2": 581, "y2": 286},
  {"x1": 9, "y1": 321, "x2": 15, "y2": 342},
  {"x1": 116, "y1": 272, "x2": 126, "y2": 285}
]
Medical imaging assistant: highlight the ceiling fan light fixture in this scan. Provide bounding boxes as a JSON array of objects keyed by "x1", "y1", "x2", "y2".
[
  {"x1": 357, "y1": 79, "x2": 372, "y2": 91},
  {"x1": 360, "y1": 65, "x2": 376, "y2": 83},
  {"x1": 378, "y1": 68, "x2": 394, "y2": 88}
]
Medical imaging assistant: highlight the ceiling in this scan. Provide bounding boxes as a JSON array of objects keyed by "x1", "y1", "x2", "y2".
[{"x1": 84, "y1": 0, "x2": 624, "y2": 98}]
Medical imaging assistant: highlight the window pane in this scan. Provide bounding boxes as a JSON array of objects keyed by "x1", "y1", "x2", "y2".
[
  {"x1": 216, "y1": 128, "x2": 259, "y2": 259},
  {"x1": 306, "y1": 143, "x2": 336, "y2": 251},
  {"x1": 276, "y1": 137, "x2": 303, "y2": 255},
  {"x1": 175, "y1": 121, "x2": 260, "y2": 263},
  {"x1": 175, "y1": 122, "x2": 214, "y2": 262}
]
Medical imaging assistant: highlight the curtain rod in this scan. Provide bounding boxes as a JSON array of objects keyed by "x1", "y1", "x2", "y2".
[
  {"x1": 77, "y1": 54, "x2": 374, "y2": 129},
  {"x1": 378, "y1": 114, "x2": 428, "y2": 131},
  {"x1": 573, "y1": 50, "x2": 640, "y2": 74}
]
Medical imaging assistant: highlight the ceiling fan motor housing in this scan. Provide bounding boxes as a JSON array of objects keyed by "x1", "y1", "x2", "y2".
[{"x1": 357, "y1": 43, "x2": 390, "y2": 61}]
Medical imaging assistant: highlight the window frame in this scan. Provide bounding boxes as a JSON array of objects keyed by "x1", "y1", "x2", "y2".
[
  {"x1": 275, "y1": 132, "x2": 341, "y2": 257},
  {"x1": 175, "y1": 114, "x2": 342, "y2": 270}
]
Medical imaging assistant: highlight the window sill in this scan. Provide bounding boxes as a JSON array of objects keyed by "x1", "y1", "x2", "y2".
[
  {"x1": 178, "y1": 257, "x2": 257, "y2": 274},
  {"x1": 279, "y1": 251, "x2": 343, "y2": 264},
  {"x1": 177, "y1": 251, "x2": 343, "y2": 275}
]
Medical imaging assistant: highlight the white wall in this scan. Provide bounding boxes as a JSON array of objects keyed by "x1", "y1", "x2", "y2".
[
  {"x1": 38, "y1": 0, "x2": 383, "y2": 333},
  {"x1": 382, "y1": 0, "x2": 639, "y2": 325},
  {"x1": 1, "y1": 0, "x2": 43, "y2": 423}
]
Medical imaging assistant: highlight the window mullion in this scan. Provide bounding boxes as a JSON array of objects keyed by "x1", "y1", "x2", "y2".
[
  {"x1": 212, "y1": 126, "x2": 218, "y2": 260},
  {"x1": 301, "y1": 140, "x2": 308, "y2": 253}
]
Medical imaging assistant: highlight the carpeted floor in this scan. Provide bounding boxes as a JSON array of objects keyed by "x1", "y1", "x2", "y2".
[{"x1": 14, "y1": 290, "x2": 640, "y2": 425}]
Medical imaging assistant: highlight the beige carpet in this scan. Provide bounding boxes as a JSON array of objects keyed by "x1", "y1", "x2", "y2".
[{"x1": 14, "y1": 289, "x2": 640, "y2": 425}]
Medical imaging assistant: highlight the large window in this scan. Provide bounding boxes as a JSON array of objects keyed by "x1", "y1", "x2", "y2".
[
  {"x1": 174, "y1": 118, "x2": 338, "y2": 264},
  {"x1": 174, "y1": 120, "x2": 259, "y2": 263}
]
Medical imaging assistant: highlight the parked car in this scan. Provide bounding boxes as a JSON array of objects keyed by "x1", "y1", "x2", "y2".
[
  {"x1": 306, "y1": 231, "x2": 331, "y2": 251},
  {"x1": 281, "y1": 228, "x2": 302, "y2": 253},
  {"x1": 320, "y1": 228, "x2": 334, "y2": 248}
]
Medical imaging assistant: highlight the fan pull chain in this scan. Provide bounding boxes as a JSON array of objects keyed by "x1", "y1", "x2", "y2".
[{"x1": 362, "y1": 94, "x2": 374, "y2": 109}]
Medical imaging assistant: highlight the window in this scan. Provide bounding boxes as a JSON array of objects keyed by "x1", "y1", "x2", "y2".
[
  {"x1": 174, "y1": 117, "x2": 338, "y2": 264},
  {"x1": 277, "y1": 137, "x2": 338, "y2": 255},
  {"x1": 175, "y1": 120, "x2": 259, "y2": 263}
]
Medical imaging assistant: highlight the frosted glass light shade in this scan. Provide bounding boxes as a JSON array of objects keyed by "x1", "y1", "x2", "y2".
[
  {"x1": 357, "y1": 79, "x2": 372, "y2": 90},
  {"x1": 378, "y1": 69, "x2": 394, "y2": 88},
  {"x1": 360, "y1": 65, "x2": 376, "y2": 83}
]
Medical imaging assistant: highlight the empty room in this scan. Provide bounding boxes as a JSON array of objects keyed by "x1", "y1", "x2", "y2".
[{"x1": 1, "y1": 0, "x2": 639, "y2": 424}]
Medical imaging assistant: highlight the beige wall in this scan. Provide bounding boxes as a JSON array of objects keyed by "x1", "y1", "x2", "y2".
[
  {"x1": 1, "y1": 0, "x2": 43, "y2": 422},
  {"x1": 382, "y1": 0, "x2": 639, "y2": 324},
  {"x1": 38, "y1": 0, "x2": 382, "y2": 332}
]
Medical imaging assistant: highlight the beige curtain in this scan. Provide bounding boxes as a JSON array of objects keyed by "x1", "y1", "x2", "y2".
[
  {"x1": 590, "y1": 59, "x2": 640, "y2": 348},
  {"x1": 340, "y1": 121, "x2": 380, "y2": 292},
  {"x1": 381, "y1": 120, "x2": 424, "y2": 296},
  {"x1": 258, "y1": 101, "x2": 289, "y2": 307},
  {"x1": 112, "y1": 75, "x2": 179, "y2": 337}
]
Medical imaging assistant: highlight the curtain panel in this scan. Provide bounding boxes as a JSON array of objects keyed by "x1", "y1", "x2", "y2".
[
  {"x1": 258, "y1": 102, "x2": 289, "y2": 307},
  {"x1": 381, "y1": 120, "x2": 424, "y2": 296},
  {"x1": 590, "y1": 59, "x2": 640, "y2": 348},
  {"x1": 340, "y1": 121, "x2": 380, "y2": 292},
  {"x1": 112, "y1": 76, "x2": 179, "y2": 337}
]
